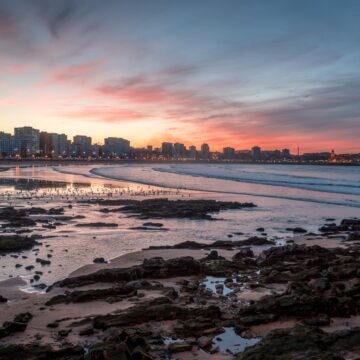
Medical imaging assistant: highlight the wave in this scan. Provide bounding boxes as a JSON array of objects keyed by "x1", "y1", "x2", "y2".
[
  {"x1": 89, "y1": 166, "x2": 360, "y2": 209},
  {"x1": 152, "y1": 165, "x2": 360, "y2": 196}
]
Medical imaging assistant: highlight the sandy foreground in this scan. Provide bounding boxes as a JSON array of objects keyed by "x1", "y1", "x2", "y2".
[{"x1": 0, "y1": 232, "x2": 359, "y2": 359}]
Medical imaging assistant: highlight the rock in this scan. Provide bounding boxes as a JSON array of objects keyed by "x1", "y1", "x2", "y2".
[
  {"x1": 46, "y1": 285, "x2": 136, "y2": 305},
  {"x1": 25, "y1": 265, "x2": 34, "y2": 271},
  {"x1": 0, "y1": 235, "x2": 39, "y2": 253},
  {"x1": 97, "y1": 198, "x2": 256, "y2": 220},
  {"x1": 215, "y1": 284, "x2": 224, "y2": 295},
  {"x1": 233, "y1": 248, "x2": 254, "y2": 260},
  {"x1": 46, "y1": 322, "x2": 59, "y2": 328},
  {"x1": 205, "y1": 250, "x2": 225, "y2": 260},
  {"x1": 347, "y1": 232, "x2": 360, "y2": 241},
  {"x1": 36, "y1": 258, "x2": 51, "y2": 266},
  {"x1": 75, "y1": 222, "x2": 118, "y2": 228},
  {"x1": 256, "y1": 227, "x2": 265, "y2": 232},
  {"x1": 0, "y1": 312, "x2": 32, "y2": 338},
  {"x1": 168, "y1": 342, "x2": 193, "y2": 353},
  {"x1": 13, "y1": 312, "x2": 32, "y2": 324},
  {"x1": 286, "y1": 227, "x2": 308, "y2": 233},
  {"x1": 92, "y1": 297, "x2": 220, "y2": 330},
  {"x1": 48, "y1": 207, "x2": 64, "y2": 215},
  {"x1": 58, "y1": 329, "x2": 71, "y2": 337},
  {"x1": 142, "y1": 222, "x2": 164, "y2": 227},
  {"x1": 236, "y1": 325, "x2": 349, "y2": 360},
  {"x1": 0, "y1": 295, "x2": 7, "y2": 303},
  {"x1": 0, "y1": 344, "x2": 84, "y2": 359},
  {"x1": 238, "y1": 237, "x2": 274, "y2": 246},
  {"x1": 340, "y1": 218, "x2": 360, "y2": 231},
  {"x1": 93, "y1": 257, "x2": 106, "y2": 264},
  {"x1": 33, "y1": 283, "x2": 47, "y2": 290},
  {"x1": 53, "y1": 256, "x2": 203, "y2": 289},
  {"x1": 79, "y1": 325, "x2": 94, "y2": 336},
  {"x1": 302, "y1": 315, "x2": 331, "y2": 326},
  {"x1": 198, "y1": 336, "x2": 213, "y2": 349}
]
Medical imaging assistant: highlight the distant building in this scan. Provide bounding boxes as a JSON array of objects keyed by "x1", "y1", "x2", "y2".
[
  {"x1": 91, "y1": 144, "x2": 102, "y2": 158},
  {"x1": 330, "y1": 149, "x2": 337, "y2": 163},
  {"x1": 0, "y1": 132, "x2": 21, "y2": 157},
  {"x1": 147, "y1": 145, "x2": 153, "y2": 154},
  {"x1": 72, "y1": 135, "x2": 92, "y2": 157},
  {"x1": 236, "y1": 150, "x2": 252, "y2": 161},
  {"x1": 162, "y1": 142, "x2": 173, "y2": 157},
  {"x1": 251, "y1": 146, "x2": 261, "y2": 161},
  {"x1": 302, "y1": 152, "x2": 330, "y2": 162},
  {"x1": 282, "y1": 148, "x2": 291, "y2": 158},
  {"x1": 174, "y1": 143, "x2": 185, "y2": 157},
  {"x1": 223, "y1": 147, "x2": 235, "y2": 159},
  {"x1": 40, "y1": 132, "x2": 68, "y2": 157},
  {"x1": 189, "y1": 145, "x2": 197, "y2": 159},
  {"x1": 104, "y1": 137, "x2": 130, "y2": 157},
  {"x1": 262, "y1": 150, "x2": 281, "y2": 161},
  {"x1": 56, "y1": 134, "x2": 69, "y2": 157},
  {"x1": 201, "y1": 143, "x2": 210, "y2": 159},
  {"x1": 14, "y1": 126, "x2": 40, "y2": 157}
]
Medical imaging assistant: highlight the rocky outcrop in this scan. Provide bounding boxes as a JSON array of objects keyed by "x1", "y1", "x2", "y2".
[
  {"x1": 236, "y1": 325, "x2": 360, "y2": 360},
  {"x1": 51, "y1": 256, "x2": 203, "y2": 289},
  {"x1": 75, "y1": 222, "x2": 118, "y2": 227},
  {"x1": 0, "y1": 235, "x2": 39, "y2": 253},
  {"x1": 0, "y1": 312, "x2": 32, "y2": 339},
  {"x1": 46, "y1": 285, "x2": 137, "y2": 305},
  {"x1": 97, "y1": 198, "x2": 256, "y2": 220},
  {"x1": 92, "y1": 297, "x2": 221, "y2": 331}
]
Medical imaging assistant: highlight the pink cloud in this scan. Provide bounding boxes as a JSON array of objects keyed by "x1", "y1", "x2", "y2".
[
  {"x1": 50, "y1": 60, "x2": 103, "y2": 83},
  {"x1": 63, "y1": 106, "x2": 148, "y2": 123}
]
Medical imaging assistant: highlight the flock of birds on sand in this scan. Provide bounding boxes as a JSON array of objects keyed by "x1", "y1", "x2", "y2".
[{"x1": 0, "y1": 184, "x2": 187, "y2": 205}]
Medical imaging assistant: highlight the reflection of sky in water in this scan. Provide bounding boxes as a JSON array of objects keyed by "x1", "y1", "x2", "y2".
[
  {"x1": 163, "y1": 337, "x2": 184, "y2": 346},
  {"x1": 213, "y1": 327, "x2": 260, "y2": 354},
  {"x1": 0, "y1": 165, "x2": 359, "y2": 290},
  {"x1": 202, "y1": 276, "x2": 234, "y2": 296}
]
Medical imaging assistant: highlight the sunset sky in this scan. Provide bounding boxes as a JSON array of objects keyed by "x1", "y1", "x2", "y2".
[{"x1": 0, "y1": 0, "x2": 359, "y2": 153}]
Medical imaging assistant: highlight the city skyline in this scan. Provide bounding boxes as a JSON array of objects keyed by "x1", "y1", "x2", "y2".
[
  {"x1": 1, "y1": 1, "x2": 360, "y2": 153},
  {"x1": 2, "y1": 126, "x2": 359, "y2": 165}
]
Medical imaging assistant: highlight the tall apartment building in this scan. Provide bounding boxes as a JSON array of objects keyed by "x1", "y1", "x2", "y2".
[
  {"x1": 0, "y1": 132, "x2": 21, "y2": 157},
  {"x1": 104, "y1": 137, "x2": 130, "y2": 157},
  {"x1": 201, "y1": 143, "x2": 210, "y2": 159},
  {"x1": 251, "y1": 146, "x2": 262, "y2": 161},
  {"x1": 40, "y1": 132, "x2": 68, "y2": 157},
  {"x1": 14, "y1": 126, "x2": 40, "y2": 157},
  {"x1": 174, "y1": 143, "x2": 185, "y2": 157},
  {"x1": 223, "y1": 147, "x2": 235, "y2": 159},
  {"x1": 72, "y1": 135, "x2": 92, "y2": 157},
  {"x1": 161, "y1": 142, "x2": 173, "y2": 157}
]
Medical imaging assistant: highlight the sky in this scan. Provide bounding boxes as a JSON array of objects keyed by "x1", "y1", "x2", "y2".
[{"x1": 0, "y1": 0, "x2": 359, "y2": 153}]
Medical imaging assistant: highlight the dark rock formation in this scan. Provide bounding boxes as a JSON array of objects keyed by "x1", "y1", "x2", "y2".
[
  {"x1": 75, "y1": 222, "x2": 118, "y2": 228},
  {"x1": 0, "y1": 235, "x2": 39, "y2": 253},
  {"x1": 236, "y1": 325, "x2": 360, "y2": 360},
  {"x1": 97, "y1": 198, "x2": 256, "y2": 220}
]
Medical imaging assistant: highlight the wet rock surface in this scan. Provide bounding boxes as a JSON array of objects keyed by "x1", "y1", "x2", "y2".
[
  {"x1": 95, "y1": 198, "x2": 256, "y2": 220},
  {"x1": 236, "y1": 325, "x2": 360, "y2": 360},
  {"x1": 0, "y1": 235, "x2": 39, "y2": 253},
  {"x1": 1, "y1": 217, "x2": 360, "y2": 359}
]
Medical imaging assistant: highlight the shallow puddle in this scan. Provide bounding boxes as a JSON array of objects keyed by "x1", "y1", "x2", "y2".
[
  {"x1": 212, "y1": 327, "x2": 261, "y2": 354},
  {"x1": 202, "y1": 276, "x2": 234, "y2": 295}
]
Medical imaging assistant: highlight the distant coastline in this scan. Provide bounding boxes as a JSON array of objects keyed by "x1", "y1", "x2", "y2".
[{"x1": 0, "y1": 159, "x2": 359, "y2": 167}]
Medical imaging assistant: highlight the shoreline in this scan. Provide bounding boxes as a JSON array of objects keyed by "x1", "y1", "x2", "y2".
[
  {"x1": 0, "y1": 166, "x2": 360, "y2": 359},
  {"x1": 0, "y1": 159, "x2": 359, "y2": 167}
]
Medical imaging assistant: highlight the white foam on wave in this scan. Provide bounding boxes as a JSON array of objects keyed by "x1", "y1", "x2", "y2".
[{"x1": 88, "y1": 165, "x2": 360, "y2": 208}]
